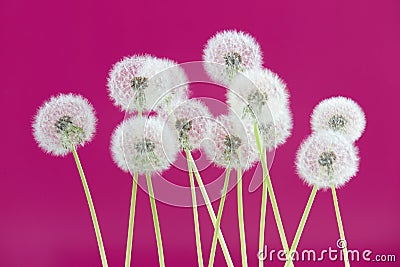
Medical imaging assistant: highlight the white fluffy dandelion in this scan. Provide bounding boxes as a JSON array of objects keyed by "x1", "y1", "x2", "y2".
[
  {"x1": 163, "y1": 99, "x2": 212, "y2": 151},
  {"x1": 203, "y1": 30, "x2": 263, "y2": 86},
  {"x1": 110, "y1": 116, "x2": 179, "y2": 174},
  {"x1": 228, "y1": 68, "x2": 293, "y2": 149},
  {"x1": 296, "y1": 131, "x2": 359, "y2": 189},
  {"x1": 311, "y1": 96, "x2": 366, "y2": 142},
  {"x1": 203, "y1": 113, "x2": 258, "y2": 171},
  {"x1": 32, "y1": 93, "x2": 97, "y2": 156},
  {"x1": 107, "y1": 55, "x2": 188, "y2": 112}
]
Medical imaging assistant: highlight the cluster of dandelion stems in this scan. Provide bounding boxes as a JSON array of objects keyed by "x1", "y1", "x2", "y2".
[
  {"x1": 55, "y1": 116, "x2": 109, "y2": 267},
  {"x1": 253, "y1": 122, "x2": 291, "y2": 267},
  {"x1": 177, "y1": 118, "x2": 231, "y2": 267}
]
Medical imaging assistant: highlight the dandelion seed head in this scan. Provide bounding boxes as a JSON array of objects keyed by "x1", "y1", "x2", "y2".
[
  {"x1": 32, "y1": 93, "x2": 97, "y2": 157},
  {"x1": 311, "y1": 96, "x2": 366, "y2": 142},
  {"x1": 110, "y1": 116, "x2": 179, "y2": 174},
  {"x1": 203, "y1": 113, "x2": 258, "y2": 170},
  {"x1": 107, "y1": 55, "x2": 188, "y2": 112},
  {"x1": 296, "y1": 131, "x2": 359, "y2": 189},
  {"x1": 203, "y1": 30, "x2": 263, "y2": 86},
  {"x1": 164, "y1": 99, "x2": 211, "y2": 151}
]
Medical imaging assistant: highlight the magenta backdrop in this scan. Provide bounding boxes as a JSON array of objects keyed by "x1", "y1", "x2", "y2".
[{"x1": 1, "y1": 0, "x2": 399, "y2": 266}]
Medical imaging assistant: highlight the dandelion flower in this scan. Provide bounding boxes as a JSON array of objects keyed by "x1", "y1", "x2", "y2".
[
  {"x1": 107, "y1": 55, "x2": 188, "y2": 112},
  {"x1": 203, "y1": 113, "x2": 258, "y2": 171},
  {"x1": 32, "y1": 93, "x2": 97, "y2": 156},
  {"x1": 228, "y1": 68, "x2": 293, "y2": 149},
  {"x1": 311, "y1": 96, "x2": 366, "y2": 142},
  {"x1": 203, "y1": 30, "x2": 263, "y2": 86},
  {"x1": 111, "y1": 116, "x2": 179, "y2": 174},
  {"x1": 296, "y1": 131, "x2": 359, "y2": 189},
  {"x1": 164, "y1": 99, "x2": 211, "y2": 151}
]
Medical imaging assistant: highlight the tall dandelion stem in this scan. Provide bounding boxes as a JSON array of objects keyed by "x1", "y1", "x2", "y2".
[
  {"x1": 187, "y1": 153, "x2": 234, "y2": 267},
  {"x1": 146, "y1": 172, "x2": 165, "y2": 267},
  {"x1": 254, "y1": 123, "x2": 290, "y2": 260},
  {"x1": 331, "y1": 186, "x2": 350, "y2": 267},
  {"x1": 208, "y1": 167, "x2": 231, "y2": 267},
  {"x1": 284, "y1": 185, "x2": 318, "y2": 267},
  {"x1": 71, "y1": 145, "x2": 108, "y2": 267},
  {"x1": 185, "y1": 150, "x2": 204, "y2": 267},
  {"x1": 125, "y1": 172, "x2": 138, "y2": 267},
  {"x1": 125, "y1": 108, "x2": 142, "y2": 267},
  {"x1": 237, "y1": 167, "x2": 248, "y2": 267}
]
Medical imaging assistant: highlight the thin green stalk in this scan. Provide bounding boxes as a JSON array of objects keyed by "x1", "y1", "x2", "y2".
[
  {"x1": 208, "y1": 167, "x2": 231, "y2": 267},
  {"x1": 187, "y1": 153, "x2": 234, "y2": 267},
  {"x1": 125, "y1": 173, "x2": 138, "y2": 267},
  {"x1": 146, "y1": 172, "x2": 165, "y2": 267},
  {"x1": 125, "y1": 107, "x2": 142, "y2": 267},
  {"x1": 237, "y1": 167, "x2": 248, "y2": 267},
  {"x1": 254, "y1": 123, "x2": 290, "y2": 259},
  {"x1": 331, "y1": 186, "x2": 350, "y2": 267},
  {"x1": 284, "y1": 185, "x2": 318, "y2": 267},
  {"x1": 71, "y1": 145, "x2": 108, "y2": 267},
  {"x1": 185, "y1": 149, "x2": 204, "y2": 267},
  {"x1": 257, "y1": 146, "x2": 268, "y2": 266}
]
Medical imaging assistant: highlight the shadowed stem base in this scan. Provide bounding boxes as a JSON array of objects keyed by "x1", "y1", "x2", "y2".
[{"x1": 71, "y1": 145, "x2": 108, "y2": 267}]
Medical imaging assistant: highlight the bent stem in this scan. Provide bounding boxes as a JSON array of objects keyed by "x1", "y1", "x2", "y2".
[
  {"x1": 125, "y1": 173, "x2": 138, "y2": 267},
  {"x1": 146, "y1": 172, "x2": 165, "y2": 267},
  {"x1": 284, "y1": 185, "x2": 318, "y2": 267},
  {"x1": 237, "y1": 167, "x2": 248, "y2": 267},
  {"x1": 254, "y1": 123, "x2": 290, "y2": 261},
  {"x1": 71, "y1": 145, "x2": 108, "y2": 267},
  {"x1": 208, "y1": 167, "x2": 231, "y2": 267},
  {"x1": 331, "y1": 185, "x2": 350, "y2": 267},
  {"x1": 187, "y1": 153, "x2": 234, "y2": 267},
  {"x1": 185, "y1": 150, "x2": 204, "y2": 267}
]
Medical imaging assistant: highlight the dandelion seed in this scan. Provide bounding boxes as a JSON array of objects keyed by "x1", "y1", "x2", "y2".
[
  {"x1": 203, "y1": 30, "x2": 263, "y2": 86},
  {"x1": 107, "y1": 55, "x2": 188, "y2": 112},
  {"x1": 311, "y1": 96, "x2": 366, "y2": 142},
  {"x1": 296, "y1": 131, "x2": 359, "y2": 189},
  {"x1": 32, "y1": 93, "x2": 97, "y2": 156},
  {"x1": 203, "y1": 113, "x2": 258, "y2": 170},
  {"x1": 110, "y1": 116, "x2": 179, "y2": 174}
]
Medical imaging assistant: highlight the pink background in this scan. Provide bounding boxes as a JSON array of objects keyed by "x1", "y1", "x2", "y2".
[{"x1": 1, "y1": 0, "x2": 399, "y2": 266}]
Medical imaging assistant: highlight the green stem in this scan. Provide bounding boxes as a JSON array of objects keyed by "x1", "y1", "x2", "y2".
[
  {"x1": 331, "y1": 186, "x2": 350, "y2": 267},
  {"x1": 208, "y1": 167, "x2": 231, "y2": 267},
  {"x1": 125, "y1": 106, "x2": 142, "y2": 267},
  {"x1": 125, "y1": 173, "x2": 138, "y2": 267},
  {"x1": 71, "y1": 145, "x2": 108, "y2": 267},
  {"x1": 185, "y1": 150, "x2": 204, "y2": 267},
  {"x1": 187, "y1": 153, "x2": 234, "y2": 267},
  {"x1": 237, "y1": 167, "x2": 248, "y2": 267},
  {"x1": 146, "y1": 172, "x2": 165, "y2": 267},
  {"x1": 254, "y1": 123, "x2": 290, "y2": 260},
  {"x1": 284, "y1": 185, "x2": 318, "y2": 267}
]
